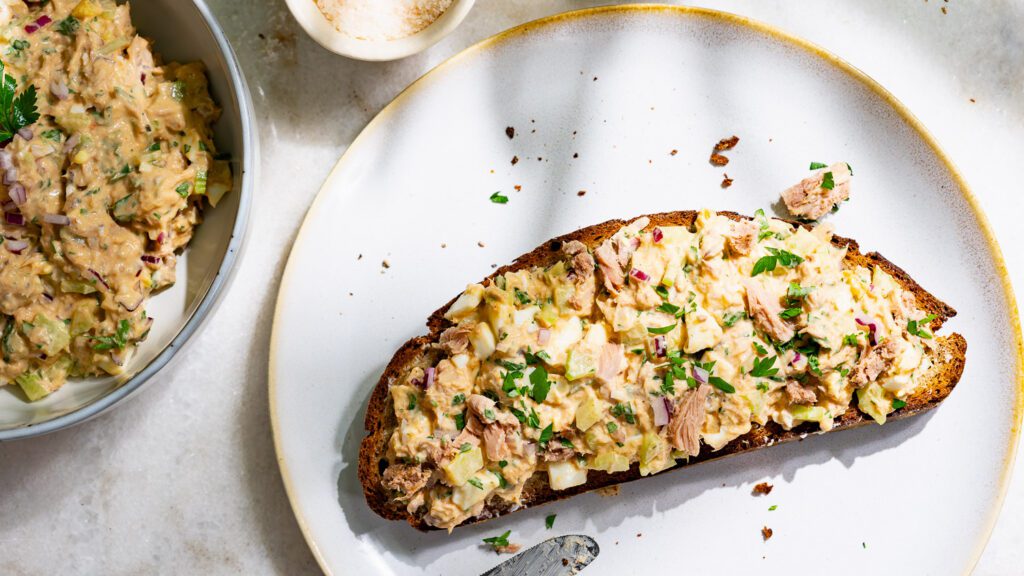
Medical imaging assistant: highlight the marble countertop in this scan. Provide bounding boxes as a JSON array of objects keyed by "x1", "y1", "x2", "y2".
[{"x1": 1, "y1": 1, "x2": 1021, "y2": 574}]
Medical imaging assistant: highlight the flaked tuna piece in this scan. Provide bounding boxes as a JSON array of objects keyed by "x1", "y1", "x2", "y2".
[
  {"x1": 726, "y1": 219, "x2": 758, "y2": 257},
  {"x1": 667, "y1": 384, "x2": 711, "y2": 457},
  {"x1": 781, "y1": 162, "x2": 852, "y2": 220},
  {"x1": 744, "y1": 280, "x2": 796, "y2": 343},
  {"x1": 482, "y1": 423, "x2": 509, "y2": 462},
  {"x1": 541, "y1": 441, "x2": 575, "y2": 462},
  {"x1": 562, "y1": 240, "x2": 596, "y2": 312},
  {"x1": 785, "y1": 381, "x2": 817, "y2": 405},
  {"x1": 382, "y1": 464, "x2": 431, "y2": 498},
  {"x1": 437, "y1": 325, "x2": 471, "y2": 355},
  {"x1": 594, "y1": 219, "x2": 647, "y2": 293},
  {"x1": 850, "y1": 339, "x2": 900, "y2": 388}
]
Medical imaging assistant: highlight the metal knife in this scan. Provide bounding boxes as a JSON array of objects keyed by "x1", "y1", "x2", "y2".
[{"x1": 480, "y1": 535, "x2": 599, "y2": 576}]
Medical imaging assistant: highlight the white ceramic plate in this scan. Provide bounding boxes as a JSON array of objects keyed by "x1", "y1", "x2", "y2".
[
  {"x1": 0, "y1": 0, "x2": 256, "y2": 439},
  {"x1": 270, "y1": 6, "x2": 1021, "y2": 575}
]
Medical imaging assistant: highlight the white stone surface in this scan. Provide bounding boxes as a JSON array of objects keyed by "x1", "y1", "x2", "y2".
[{"x1": 0, "y1": 1, "x2": 1020, "y2": 574}]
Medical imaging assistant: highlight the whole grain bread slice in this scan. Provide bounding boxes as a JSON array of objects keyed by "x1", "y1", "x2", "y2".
[{"x1": 357, "y1": 210, "x2": 966, "y2": 531}]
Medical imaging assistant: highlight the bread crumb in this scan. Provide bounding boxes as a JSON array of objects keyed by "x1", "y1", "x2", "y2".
[
  {"x1": 381, "y1": 260, "x2": 390, "y2": 269},
  {"x1": 762, "y1": 526, "x2": 773, "y2": 541},
  {"x1": 721, "y1": 173, "x2": 734, "y2": 188},
  {"x1": 505, "y1": 126, "x2": 515, "y2": 139},
  {"x1": 478, "y1": 241, "x2": 485, "y2": 248},
  {"x1": 753, "y1": 482, "x2": 773, "y2": 495},
  {"x1": 511, "y1": 155, "x2": 519, "y2": 165},
  {"x1": 636, "y1": 533, "x2": 642, "y2": 538},
  {"x1": 357, "y1": 254, "x2": 363, "y2": 260},
  {"x1": 440, "y1": 243, "x2": 447, "y2": 248},
  {"x1": 562, "y1": 558, "x2": 569, "y2": 566},
  {"x1": 710, "y1": 153, "x2": 729, "y2": 166},
  {"x1": 596, "y1": 486, "x2": 620, "y2": 497},
  {"x1": 577, "y1": 190, "x2": 587, "y2": 197},
  {"x1": 969, "y1": 98, "x2": 976, "y2": 103},
  {"x1": 573, "y1": 152, "x2": 579, "y2": 159},
  {"x1": 514, "y1": 185, "x2": 522, "y2": 192},
  {"x1": 670, "y1": 149, "x2": 678, "y2": 156},
  {"x1": 941, "y1": 5, "x2": 947, "y2": 13},
  {"x1": 715, "y1": 135, "x2": 740, "y2": 151}
]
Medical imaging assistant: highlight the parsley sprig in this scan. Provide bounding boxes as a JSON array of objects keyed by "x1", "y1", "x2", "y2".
[
  {"x1": 751, "y1": 248, "x2": 804, "y2": 277},
  {"x1": 0, "y1": 61, "x2": 39, "y2": 144},
  {"x1": 482, "y1": 530, "x2": 511, "y2": 550},
  {"x1": 907, "y1": 314, "x2": 937, "y2": 339},
  {"x1": 92, "y1": 319, "x2": 131, "y2": 351}
]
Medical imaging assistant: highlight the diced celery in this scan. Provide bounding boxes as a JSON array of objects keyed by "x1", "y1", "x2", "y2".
[
  {"x1": 856, "y1": 383, "x2": 890, "y2": 425},
  {"x1": 575, "y1": 396, "x2": 602, "y2": 431},
  {"x1": 31, "y1": 314, "x2": 70, "y2": 356},
  {"x1": 565, "y1": 348, "x2": 596, "y2": 381},
  {"x1": 589, "y1": 452, "x2": 630, "y2": 473},
  {"x1": 15, "y1": 372, "x2": 51, "y2": 402}
]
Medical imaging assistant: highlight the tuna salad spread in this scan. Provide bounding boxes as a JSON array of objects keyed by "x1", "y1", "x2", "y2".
[
  {"x1": 382, "y1": 209, "x2": 942, "y2": 529},
  {"x1": 0, "y1": 0, "x2": 231, "y2": 401}
]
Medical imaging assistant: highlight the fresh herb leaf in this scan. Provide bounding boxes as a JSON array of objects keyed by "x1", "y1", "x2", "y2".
[
  {"x1": 787, "y1": 282, "x2": 813, "y2": 300},
  {"x1": 499, "y1": 360, "x2": 525, "y2": 371},
  {"x1": 779, "y1": 307, "x2": 802, "y2": 319},
  {"x1": 545, "y1": 514, "x2": 557, "y2": 529},
  {"x1": 723, "y1": 311, "x2": 747, "y2": 327},
  {"x1": 1, "y1": 319, "x2": 13, "y2": 362},
  {"x1": 452, "y1": 393, "x2": 465, "y2": 405},
  {"x1": 489, "y1": 191, "x2": 509, "y2": 204},
  {"x1": 91, "y1": 319, "x2": 131, "y2": 351},
  {"x1": 170, "y1": 80, "x2": 185, "y2": 101},
  {"x1": 809, "y1": 162, "x2": 828, "y2": 170},
  {"x1": 657, "y1": 302, "x2": 682, "y2": 317},
  {"x1": 559, "y1": 438, "x2": 574, "y2": 448},
  {"x1": 647, "y1": 323, "x2": 676, "y2": 335},
  {"x1": 769, "y1": 505, "x2": 778, "y2": 511},
  {"x1": 769, "y1": 247, "x2": 804, "y2": 267},
  {"x1": 709, "y1": 376, "x2": 735, "y2": 393},
  {"x1": 501, "y1": 370, "x2": 524, "y2": 396},
  {"x1": 7, "y1": 39, "x2": 29, "y2": 57},
  {"x1": 513, "y1": 287, "x2": 532, "y2": 305},
  {"x1": 527, "y1": 407, "x2": 541, "y2": 429},
  {"x1": 524, "y1": 349, "x2": 550, "y2": 365},
  {"x1": 41, "y1": 129, "x2": 62, "y2": 142},
  {"x1": 654, "y1": 285, "x2": 670, "y2": 300},
  {"x1": 751, "y1": 255, "x2": 777, "y2": 276},
  {"x1": 407, "y1": 393, "x2": 417, "y2": 411},
  {"x1": 756, "y1": 382, "x2": 770, "y2": 393},
  {"x1": 467, "y1": 477, "x2": 484, "y2": 489},
  {"x1": 892, "y1": 398, "x2": 907, "y2": 410},
  {"x1": 482, "y1": 530, "x2": 511, "y2": 548},
  {"x1": 611, "y1": 402, "x2": 636, "y2": 424},
  {"x1": 749, "y1": 356, "x2": 779, "y2": 378},
  {"x1": 459, "y1": 442, "x2": 472, "y2": 453},
  {"x1": 56, "y1": 16, "x2": 80, "y2": 36},
  {"x1": 498, "y1": 460, "x2": 508, "y2": 468},
  {"x1": 175, "y1": 182, "x2": 190, "y2": 198},
  {"x1": 807, "y1": 354, "x2": 822, "y2": 377},
  {"x1": 453, "y1": 412, "x2": 466, "y2": 430},
  {"x1": 109, "y1": 164, "x2": 132, "y2": 183},
  {"x1": 529, "y1": 366, "x2": 551, "y2": 403},
  {"x1": 846, "y1": 162, "x2": 854, "y2": 175},
  {"x1": 493, "y1": 470, "x2": 508, "y2": 489},
  {"x1": 538, "y1": 423, "x2": 553, "y2": 447},
  {"x1": 907, "y1": 314, "x2": 937, "y2": 339},
  {"x1": 753, "y1": 342, "x2": 769, "y2": 356},
  {"x1": 842, "y1": 333, "x2": 861, "y2": 346},
  {"x1": 821, "y1": 171, "x2": 835, "y2": 190},
  {"x1": 0, "y1": 61, "x2": 39, "y2": 143},
  {"x1": 606, "y1": 421, "x2": 618, "y2": 433},
  {"x1": 660, "y1": 373, "x2": 676, "y2": 396}
]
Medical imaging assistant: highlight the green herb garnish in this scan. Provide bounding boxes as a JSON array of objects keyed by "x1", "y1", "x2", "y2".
[
  {"x1": 483, "y1": 530, "x2": 511, "y2": 549},
  {"x1": 821, "y1": 171, "x2": 835, "y2": 190},
  {"x1": 459, "y1": 442, "x2": 472, "y2": 453},
  {"x1": 907, "y1": 314, "x2": 937, "y2": 339},
  {"x1": 406, "y1": 393, "x2": 417, "y2": 411},
  {"x1": 751, "y1": 248, "x2": 803, "y2": 277},
  {"x1": 647, "y1": 323, "x2": 676, "y2": 335},
  {"x1": 489, "y1": 191, "x2": 509, "y2": 204},
  {"x1": 611, "y1": 402, "x2": 636, "y2": 424},
  {"x1": 545, "y1": 514, "x2": 557, "y2": 529},
  {"x1": 529, "y1": 365, "x2": 551, "y2": 403},
  {"x1": 467, "y1": 477, "x2": 484, "y2": 489},
  {"x1": 809, "y1": 162, "x2": 827, "y2": 170},
  {"x1": 175, "y1": 182, "x2": 190, "y2": 198},
  {"x1": 723, "y1": 311, "x2": 746, "y2": 327},
  {"x1": 779, "y1": 307, "x2": 802, "y2": 319},
  {"x1": 749, "y1": 355, "x2": 779, "y2": 378},
  {"x1": 709, "y1": 376, "x2": 735, "y2": 393},
  {"x1": 892, "y1": 398, "x2": 907, "y2": 410},
  {"x1": 513, "y1": 287, "x2": 532, "y2": 305},
  {"x1": 92, "y1": 319, "x2": 131, "y2": 351},
  {"x1": 56, "y1": 16, "x2": 80, "y2": 36},
  {"x1": 0, "y1": 61, "x2": 38, "y2": 143},
  {"x1": 538, "y1": 423, "x2": 553, "y2": 447}
]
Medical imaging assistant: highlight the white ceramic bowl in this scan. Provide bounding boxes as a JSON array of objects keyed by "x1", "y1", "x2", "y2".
[
  {"x1": 285, "y1": 0, "x2": 477, "y2": 61},
  {"x1": 0, "y1": 0, "x2": 256, "y2": 441}
]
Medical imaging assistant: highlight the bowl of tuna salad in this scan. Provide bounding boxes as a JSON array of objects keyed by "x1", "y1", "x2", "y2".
[{"x1": 0, "y1": 0, "x2": 254, "y2": 439}]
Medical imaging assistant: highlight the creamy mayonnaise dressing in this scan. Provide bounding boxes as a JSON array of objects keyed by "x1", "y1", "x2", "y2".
[
  {"x1": 383, "y1": 211, "x2": 939, "y2": 530},
  {"x1": 0, "y1": 0, "x2": 230, "y2": 400}
]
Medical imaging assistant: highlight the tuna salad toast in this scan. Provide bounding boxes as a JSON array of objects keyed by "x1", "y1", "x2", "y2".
[{"x1": 358, "y1": 209, "x2": 966, "y2": 531}]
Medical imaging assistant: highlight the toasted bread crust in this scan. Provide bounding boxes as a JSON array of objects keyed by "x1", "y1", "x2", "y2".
[{"x1": 358, "y1": 211, "x2": 966, "y2": 530}]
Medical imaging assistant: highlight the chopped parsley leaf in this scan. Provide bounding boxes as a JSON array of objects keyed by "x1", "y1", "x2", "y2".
[
  {"x1": 529, "y1": 365, "x2": 551, "y2": 403},
  {"x1": 751, "y1": 247, "x2": 803, "y2": 277},
  {"x1": 756, "y1": 382, "x2": 770, "y2": 393},
  {"x1": 779, "y1": 307, "x2": 802, "y2": 319},
  {"x1": 92, "y1": 319, "x2": 131, "y2": 351},
  {"x1": 723, "y1": 310, "x2": 747, "y2": 327},
  {"x1": 606, "y1": 421, "x2": 618, "y2": 433},
  {"x1": 807, "y1": 354, "x2": 822, "y2": 376},
  {"x1": 0, "y1": 61, "x2": 39, "y2": 143},
  {"x1": 842, "y1": 333, "x2": 861, "y2": 346},
  {"x1": 492, "y1": 470, "x2": 508, "y2": 489},
  {"x1": 483, "y1": 530, "x2": 511, "y2": 549},
  {"x1": 452, "y1": 393, "x2": 465, "y2": 405},
  {"x1": 610, "y1": 402, "x2": 636, "y2": 424},
  {"x1": 56, "y1": 16, "x2": 80, "y2": 36},
  {"x1": 749, "y1": 355, "x2": 779, "y2": 378},
  {"x1": 709, "y1": 376, "x2": 735, "y2": 393},
  {"x1": 655, "y1": 285, "x2": 670, "y2": 300},
  {"x1": 489, "y1": 191, "x2": 509, "y2": 204},
  {"x1": 907, "y1": 314, "x2": 937, "y2": 339},
  {"x1": 809, "y1": 162, "x2": 828, "y2": 170},
  {"x1": 459, "y1": 442, "x2": 472, "y2": 453},
  {"x1": 559, "y1": 438, "x2": 574, "y2": 448},
  {"x1": 467, "y1": 478, "x2": 484, "y2": 490},
  {"x1": 175, "y1": 182, "x2": 190, "y2": 197},
  {"x1": 406, "y1": 393, "x2": 417, "y2": 411},
  {"x1": 513, "y1": 287, "x2": 532, "y2": 305},
  {"x1": 538, "y1": 423, "x2": 553, "y2": 447},
  {"x1": 821, "y1": 171, "x2": 835, "y2": 190},
  {"x1": 42, "y1": 129, "x2": 62, "y2": 142},
  {"x1": 453, "y1": 412, "x2": 466, "y2": 430},
  {"x1": 753, "y1": 341, "x2": 769, "y2": 356},
  {"x1": 769, "y1": 505, "x2": 778, "y2": 511},
  {"x1": 892, "y1": 398, "x2": 907, "y2": 410},
  {"x1": 647, "y1": 323, "x2": 676, "y2": 335},
  {"x1": 545, "y1": 514, "x2": 557, "y2": 529}
]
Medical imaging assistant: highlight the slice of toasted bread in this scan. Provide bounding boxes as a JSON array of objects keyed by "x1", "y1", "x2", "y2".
[{"x1": 358, "y1": 210, "x2": 966, "y2": 531}]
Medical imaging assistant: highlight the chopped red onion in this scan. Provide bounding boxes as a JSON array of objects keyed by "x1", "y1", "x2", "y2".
[
  {"x1": 537, "y1": 327, "x2": 551, "y2": 346},
  {"x1": 42, "y1": 213, "x2": 70, "y2": 225},
  {"x1": 4, "y1": 167, "x2": 18, "y2": 185},
  {"x1": 424, "y1": 366, "x2": 436, "y2": 388},
  {"x1": 653, "y1": 335, "x2": 666, "y2": 357},
  {"x1": 141, "y1": 254, "x2": 162, "y2": 264},
  {"x1": 140, "y1": 73, "x2": 147, "y2": 84},
  {"x1": 651, "y1": 395, "x2": 671, "y2": 426},
  {"x1": 88, "y1": 269, "x2": 110, "y2": 290},
  {"x1": 156, "y1": 232, "x2": 165, "y2": 244},
  {"x1": 24, "y1": 14, "x2": 52, "y2": 34},
  {"x1": 652, "y1": 227, "x2": 664, "y2": 243},
  {"x1": 5, "y1": 239, "x2": 27, "y2": 253},
  {"x1": 9, "y1": 182, "x2": 26, "y2": 205},
  {"x1": 50, "y1": 79, "x2": 69, "y2": 101},
  {"x1": 629, "y1": 268, "x2": 650, "y2": 283},
  {"x1": 42, "y1": 292, "x2": 53, "y2": 302},
  {"x1": 0, "y1": 150, "x2": 12, "y2": 170},
  {"x1": 791, "y1": 351, "x2": 802, "y2": 366},
  {"x1": 16, "y1": 128, "x2": 32, "y2": 141},
  {"x1": 855, "y1": 318, "x2": 877, "y2": 346},
  {"x1": 692, "y1": 365, "x2": 709, "y2": 385},
  {"x1": 5, "y1": 212, "x2": 24, "y2": 226}
]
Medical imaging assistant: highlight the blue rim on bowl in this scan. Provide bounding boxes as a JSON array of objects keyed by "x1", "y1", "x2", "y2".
[{"x1": 0, "y1": 0, "x2": 257, "y2": 441}]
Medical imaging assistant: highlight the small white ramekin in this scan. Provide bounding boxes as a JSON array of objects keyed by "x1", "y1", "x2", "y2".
[{"x1": 284, "y1": 0, "x2": 477, "y2": 61}]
